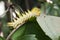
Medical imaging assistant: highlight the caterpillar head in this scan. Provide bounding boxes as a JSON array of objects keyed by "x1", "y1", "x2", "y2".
[{"x1": 31, "y1": 7, "x2": 40, "y2": 16}]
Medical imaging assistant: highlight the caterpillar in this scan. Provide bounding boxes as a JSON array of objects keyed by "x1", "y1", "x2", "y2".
[{"x1": 7, "y1": 7, "x2": 40, "y2": 28}]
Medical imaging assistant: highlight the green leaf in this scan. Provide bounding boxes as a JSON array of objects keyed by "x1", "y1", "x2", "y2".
[
  {"x1": 16, "y1": 34, "x2": 37, "y2": 40},
  {"x1": 11, "y1": 25, "x2": 25, "y2": 40},
  {"x1": 11, "y1": 18, "x2": 51, "y2": 40},
  {"x1": 0, "y1": 36, "x2": 5, "y2": 40},
  {"x1": 24, "y1": 20, "x2": 51, "y2": 40}
]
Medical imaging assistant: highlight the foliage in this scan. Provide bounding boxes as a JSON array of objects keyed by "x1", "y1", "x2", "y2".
[
  {"x1": 11, "y1": 18, "x2": 51, "y2": 40},
  {"x1": 0, "y1": 36, "x2": 5, "y2": 40},
  {"x1": 41, "y1": 0, "x2": 60, "y2": 16},
  {"x1": 0, "y1": 0, "x2": 60, "y2": 40}
]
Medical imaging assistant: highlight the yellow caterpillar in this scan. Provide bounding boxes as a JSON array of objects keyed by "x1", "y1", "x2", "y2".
[{"x1": 7, "y1": 7, "x2": 40, "y2": 28}]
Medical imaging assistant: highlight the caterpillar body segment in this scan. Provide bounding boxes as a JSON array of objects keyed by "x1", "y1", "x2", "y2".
[
  {"x1": 7, "y1": 7, "x2": 40, "y2": 28},
  {"x1": 13, "y1": 18, "x2": 16, "y2": 22}
]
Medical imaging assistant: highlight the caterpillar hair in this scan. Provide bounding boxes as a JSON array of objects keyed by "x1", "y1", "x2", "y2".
[{"x1": 7, "y1": 7, "x2": 40, "y2": 28}]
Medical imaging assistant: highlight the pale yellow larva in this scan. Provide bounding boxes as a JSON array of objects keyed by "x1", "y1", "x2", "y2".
[{"x1": 7, "y1": 7, "x2": 40, "y2": 28}]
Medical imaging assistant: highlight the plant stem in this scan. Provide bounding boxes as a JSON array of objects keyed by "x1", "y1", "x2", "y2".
[{"x1": 6, "y1": 22, "x2": 25, "y2": 40}]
